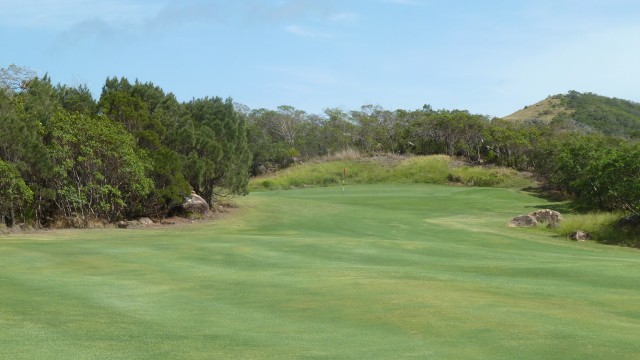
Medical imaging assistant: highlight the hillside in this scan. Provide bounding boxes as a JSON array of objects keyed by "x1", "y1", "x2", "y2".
[
  {"x1": 249, "y1": 154, "x2": 536, "y2": 192},
  {"x1": 503, "y1": 91, "x2": 640, "y2": 137},
  {"x1": 503, "y1": 95, "x2": 572, "y2": 123}
]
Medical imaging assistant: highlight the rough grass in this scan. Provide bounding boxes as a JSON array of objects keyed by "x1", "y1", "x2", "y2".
[
  {"x1": 502, "y1": 96, "x2": 573, "y2": 122},
  {"x1": 552, "y1": 212, "x2": 640, "y2": 247},
  {"x1": 1, "y1": 185, "x2": 640, "y2": 359},
  {"x1": 250, "y1": 154, "x2": 535, "y2": 191}
]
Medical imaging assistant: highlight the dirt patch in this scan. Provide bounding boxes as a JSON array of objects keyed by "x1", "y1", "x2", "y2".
[{"x1": 1, "y1": 204, "x2": 240, "y2": 236}]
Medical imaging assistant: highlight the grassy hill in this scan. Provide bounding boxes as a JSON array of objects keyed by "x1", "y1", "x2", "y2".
[
  {"x1": 249, "y1": 154, "x2": 536, "y2": 192},
  {"x1": 503, "y1": 95, "x2": 572, "y2": 123},
  {"x1": 2, "y1": 185, "x2": 640, "y2": 359},
  {"x1": 504, "y1": 91, "x2": 640, "y2": 137}
]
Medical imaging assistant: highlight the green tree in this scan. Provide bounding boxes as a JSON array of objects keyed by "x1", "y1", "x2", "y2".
[
  {"x1": 184, "y1": 97, "x2": 251, "y2": 203},
  {"x1": 0, "y1": 159, "x2": 34, "y2": 227},
  {"x1": 56, "y1": 83, "x2": 96, "y2": 115},
  {"x1": 48, "y1": 111, "x2": 153, "y2": 223}
]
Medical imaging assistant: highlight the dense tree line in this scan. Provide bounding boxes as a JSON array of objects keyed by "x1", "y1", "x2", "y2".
[
  {"x1": 242, "y1": 102, "x2": 640, "y2": 214},
  {"x1": 2, "y1": 65, "x2": 639, "y2": 227},
  {"x1": 0, "y1": 66, "x2": 250, "y2": 227}
]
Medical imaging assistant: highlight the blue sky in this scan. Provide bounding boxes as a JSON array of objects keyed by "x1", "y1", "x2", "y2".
[{"x1": 2, "y1": 0, "x2": 640, "y2": 117}]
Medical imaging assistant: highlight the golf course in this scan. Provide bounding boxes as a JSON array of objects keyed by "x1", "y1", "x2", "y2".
[{"x1": 1, "y1": 184, "x2": 640, "y2": 359}]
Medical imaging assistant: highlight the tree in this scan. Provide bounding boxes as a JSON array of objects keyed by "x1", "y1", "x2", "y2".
[
  {"x1": 184, "y1": 97, "x2": 251, "y2": 203},
  {"x1": 0, "y1": 159, "x2": 33, "y2": 227},
  {"x1": 0, "y1": 64, "x2": 36, "y2": 96},
  {"x1": 48, "y1": 111, "x2": 153, "y2": 223},
  {"x1": 56, "y1": 83, "x2": 96, "y2": 115}
]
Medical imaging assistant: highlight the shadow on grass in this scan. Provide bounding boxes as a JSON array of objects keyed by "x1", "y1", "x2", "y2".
[{"x1": 593, "y1": 224, "x2": 640, "y2": 249}]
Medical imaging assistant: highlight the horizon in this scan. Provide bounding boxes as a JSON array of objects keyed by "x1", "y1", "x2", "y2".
[{"x1": 3, "y1": 0, "x2": 640, "y2": 117}]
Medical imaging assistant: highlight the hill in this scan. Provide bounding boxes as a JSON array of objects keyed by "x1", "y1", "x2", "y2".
[
  {"x1": 249, "y1": 154, "x2": 536, "y2": 192},
  {"x1": 503, "y1": 91, "x2": 640, "y2": 137},
  {"x1": 503, "y1": 95, "x2": 572, "y2": 123}
]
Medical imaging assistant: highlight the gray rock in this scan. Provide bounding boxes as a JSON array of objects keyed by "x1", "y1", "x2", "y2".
[
  {"x1": 137, "y1": 217, "x2": 154, "y2": 226},
  {"x1": 618, "y1": 214, "x2": 640, "y2": 229},
  {"x1": 529, "y1": 209, "x2": 563, "y2": 225},
  {"x1": 508, "y1": 215, "x2": 538, "y2": 227},
  {"x1": 569, "y1": 230, "x2": 592, "y2": 241},
  {"x1": 182, "y1": 191, "x2": 210, "y2": 216}
]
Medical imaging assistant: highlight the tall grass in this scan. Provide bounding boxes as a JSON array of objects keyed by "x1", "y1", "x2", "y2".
[
  {"x1": 551, "y1": 212, "x2": 640, "y2": 247},
  {"x1": 448, "y1": 165, "x2": 535, "y2": 189},
  {"x1": 249, "y1": 154, "x2": 535, "y2": 192}
]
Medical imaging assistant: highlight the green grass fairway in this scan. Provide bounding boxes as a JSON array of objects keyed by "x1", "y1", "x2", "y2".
[{"x1": 2, "y1": 185, "x2": 640, "y2": 359}]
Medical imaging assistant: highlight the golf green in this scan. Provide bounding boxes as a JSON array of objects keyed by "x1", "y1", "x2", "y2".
[{"x1": 1, "y1": 184, "x2": 639, "y2": 359}]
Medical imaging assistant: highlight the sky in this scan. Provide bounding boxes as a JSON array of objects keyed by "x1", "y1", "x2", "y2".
[{"x1": 2, "y1": 0, "x2": 640, "y2": 117}]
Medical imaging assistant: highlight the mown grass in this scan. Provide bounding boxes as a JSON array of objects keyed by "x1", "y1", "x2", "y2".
[
  {"x1": 250, "y1": 154, "x2": 535, "y2": 191},
  {"x1": 1, "y1": 184, "x2": 640, "y2": 359}
]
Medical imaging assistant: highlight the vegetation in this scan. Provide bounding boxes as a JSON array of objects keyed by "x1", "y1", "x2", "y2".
[
  {"x1": 2, "y1": 64, "x2": 640, "y2": 233},
  {"x1": 558, "y1": 90, "x2": 640, "y2": 137},
  {"x1": 249, "y1": 153, "x2": 534, "y2": 192},
  {"x1": 243, "y1": 95, "x2": 640, "y2": 220},
  {"x1": 0, "y1": 66, "x2": 251, "y2": 227},
  {"x1": 2, "y1": 185, "x2": 640, "y2": 359},
  {"x1": 503, "y1": 91, "x2": 640, "y2": 138}
]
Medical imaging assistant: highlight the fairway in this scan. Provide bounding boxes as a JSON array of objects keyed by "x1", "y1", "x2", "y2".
[{"x1": 1, "y1": 184, "x2": 640, "y2": 359}]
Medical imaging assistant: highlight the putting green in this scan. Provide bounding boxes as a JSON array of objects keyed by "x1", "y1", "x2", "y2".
[{"x1": 1, "y1": 184, "x2": 639, "y2": 359}]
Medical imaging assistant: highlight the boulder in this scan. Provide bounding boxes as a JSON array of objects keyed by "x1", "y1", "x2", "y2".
[
  {"x1": 508, "y1": 215, "x2": 538, "y2": 227},
  {"x1": 569, "y1": 230, "x2": 591, "y2": 241},
  {"x1": 117, "y1": 220, "x2": 140, "y2": 229},
  {"x1": 618, "y1": 214, "x2": 640, "y2": 229},
  {"x1": 529, "y1": 209, "x2": 563, "y2": 226},
  {"x1": 182, "y1": 191, "x2": 210, "y2": 216},
  {"x1": 137, "y1": 217, "x2": 154, "y2": 226}
]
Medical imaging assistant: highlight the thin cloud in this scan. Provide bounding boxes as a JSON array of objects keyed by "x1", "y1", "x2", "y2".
[
  {"x1": 0, "y1": 0, "x2": 158, "y2": 29},
  {"x1": 284, "y1": 25, "x2": 332, "y2": 38},
  {"x1": 380, "y1": 0, "x2": 422, "y2": 5},
  {"x1": 245, "y1": 0, "x2": 334, "y2": 23},
  {"x1": 329, "y1": 12, "x2": 359, "y2": 23}
]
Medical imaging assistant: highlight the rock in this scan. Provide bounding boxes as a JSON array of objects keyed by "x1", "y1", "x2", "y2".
[
  {"x1": 508, "y1": 215, "x2": 538, "y2": 227},
  {"x1": 182, "y1": 191, "x2": 210, "y2": 216},
  {"x1": 618, "y1": 214, "x2": 640, "y2": 229},
  {"x1": 569, "y1": 230, "x2": 592, "y2": 241},
  {"x1": 529, "y1": 209, "x2": 563, "y2": 225},
  {"x1": 117, "y1": 219, "x2": 142, "y2": 229},
  {"x1": 137, "y1": 217, "x2": 154, "y2": 226}
]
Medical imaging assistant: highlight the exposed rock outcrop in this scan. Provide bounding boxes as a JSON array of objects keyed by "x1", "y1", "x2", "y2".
[
  {"x1": 618, "y1": 214, "x2": 640, "y2": 230},
  {"x1": 117, "y1": 217, "x2": 155, "y2": 229},
  {"x1": 182, "y1": 191, "x2": 210, "y2": 217},
  {"x1": 509, "y1": 209, "x2": 563, "y2": 228},
  {"x1": 508, "y1": 215, "x2": 538, "y2": 227},
  {"x1": 529, "y1": 209, "x2": 563, "y2": 226},
  {"x1": 569, "y1": 230, "x2": 592, "y2": 241}
]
